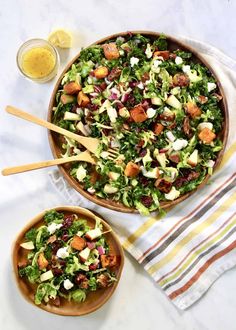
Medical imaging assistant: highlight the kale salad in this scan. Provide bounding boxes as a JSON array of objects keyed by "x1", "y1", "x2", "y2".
[
  {"x1": 52, "y1": 33, "x2": 225, "y2": 215},
  {"x1": 18, "y1": 210, "x2": 118, "y2": 307}
]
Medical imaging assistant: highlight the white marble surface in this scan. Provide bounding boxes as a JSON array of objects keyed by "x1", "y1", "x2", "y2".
[{"x1": 1, "y1": 0, "x2": 236, "y2": 329}]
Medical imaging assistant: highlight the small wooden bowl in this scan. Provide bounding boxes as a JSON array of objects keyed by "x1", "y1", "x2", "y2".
[
  {"x1": 12, "y1": 206, "x2": 124, "y2": 316},
  {"x1": 48, "y1": 31, "x2": 229, "y2": 213}
]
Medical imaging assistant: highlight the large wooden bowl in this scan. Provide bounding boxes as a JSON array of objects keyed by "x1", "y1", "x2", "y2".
[
  {"x1": 48, "y1": 31, "x2": 229, "y2": 213},
  {"x1": 12, "y1": 206, "x2": 124, "y2": 316}
]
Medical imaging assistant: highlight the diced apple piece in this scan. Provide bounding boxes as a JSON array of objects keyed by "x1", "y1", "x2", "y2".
[
  {"x1": 40, "y1": 270, "x2": 54, "y2": 282},
  {"x1": 85, "y1": 228, "x2": 102, "y2": 241},
  {"x1": 166, "y1": 95, "x2": 181, "y2": 109},
  {"x1": 198, "y1": 122, "x2": 213, "y2": 131},
  {"x1": 60, "y1": 94, "x2": 75, "y2": 104},
  {"x1": 76, "y1": 121, "x2": 90, "y2": 136},
  {"x1": 108, "y1": 172, "x2": 120, "y2": 181},
  {"x1": 20, "y1": 241, "x2": 34, "y2": 250},
  {"x1": 151, "y1": 97, "x2": 163, "y2": 105},
  {"x1": 104, "y1": 184, "x2": 118, "y2": 194},
  {"x1": 64, "y1": 112, "x2": 81, "y2": 121},
  {"x1": 164, "y1": 187, "x2": 180, "y2": 201},
  {"x1": 79, "y1": 247, "x2": 91, "y2": 262},
  {"x1": 119, "y1": 107, "x2": 130, "y2": 118},
  {"x1": 187, "y1": 149, "x2": 199, "y2": 167}
]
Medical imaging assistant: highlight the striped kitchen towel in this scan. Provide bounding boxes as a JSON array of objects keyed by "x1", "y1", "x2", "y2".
[{"x1": 49, "y1": 37, "x2": 236, "y2": 310}]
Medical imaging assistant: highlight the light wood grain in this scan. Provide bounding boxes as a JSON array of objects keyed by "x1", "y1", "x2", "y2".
[
  {"x1": 6, "y1": 105, "x2": 100, "y2": 154},
  {"x1": 2, "y1": 150, "x2": 96, "y2": 175}
]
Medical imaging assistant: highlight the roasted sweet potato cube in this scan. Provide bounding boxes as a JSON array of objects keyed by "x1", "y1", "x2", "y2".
[
  {"x1": 77, "y1": 91, "x2": 90, "y2": 107},
  {"x1": 103, "y1": 43, "x2": 120, "y2": 60},
  {"x1": 63, "y1": 81, "x2": 81, "y2": 95},
  {"x1": 153, "y1": 50, "x2": 170, "y2": 60},
  {"x1": 130, "y1": 105, "x2": 147, "y2": 123},
  {"x1": 94, "y1": 66, "x2": 109, "y2": 79},
  {"x1": 154, "y1": 123, "x2": 164, "y2": 135},
  {"x1": 38, "y1": 252, "x2": 49, "y2": 270},
  {"x1": 71, "y1": 236, "x2": 86, "y2": 251},
  {"x1": 100, "y1": 255, "x2": 118, "y2": 268},
  {"x1": 185, "y1": 102, "x2": 202, "y2": 118},
  {"x1": 198, "y1": 127, "x2": 216, "y2": 144},
  {"x1": 124, "y1": 162, "x2": 140, "y2": 177}
]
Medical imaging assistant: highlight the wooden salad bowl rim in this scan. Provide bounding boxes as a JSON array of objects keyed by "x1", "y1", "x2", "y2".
[
  {"x1": 12, "y1": 206, "x2": 124, "y2": 316},
  {"x1": 48, "y1": 31, "x2": 229, "y2": 213}
]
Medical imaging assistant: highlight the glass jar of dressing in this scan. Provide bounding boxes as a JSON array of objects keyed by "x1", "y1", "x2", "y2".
[{"x1": 16, "y1": 39, "x2": 60, "y2": 83}]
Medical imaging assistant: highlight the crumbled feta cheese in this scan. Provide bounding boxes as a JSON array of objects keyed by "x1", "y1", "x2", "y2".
[
  {"x1": 130, "y1": 57, "x2": 139, "y2": 67},
  {"x1": 165, "y1": 187, "x2": 180, "y2": 200},
  {"x1": 175, "y1": 56, "x2": 183, "y2": 65},
  {"x1": 166, "y1": 131, "x2": 176, "y2": 142},
  {"x1": 198, "y1": 122, "x2": 213, "y2": 131},
  {"x1": 107, "y1": 106, "x2": 118, "y2": 123},
  {"x1": 207, "y1": 82, "x2": 217, "y2": 92},
  {"x1": 172, "y1": 139, "x2": 188, "y2": 151},
  {"x1": 146, "y1": 108, "x2": 156, "y2": 118},
  {"x1": 182, "y1": 65, "x2": 191, "y2": 73},
  {"x1": 145, "y1": 43, "x2": 153, "y2": 58},
  {"x1": 56, "y1": 247, "x2": 69, "y2": 259},
  {"x1": 137, "y1": 82, "x2": 144, "y2": 89},
  {"x1": 76, "y1": 165, "x2": 87, "y2": 182},
  {"x1": 87, "y1": 187, "x2": 96, "y2": 194},
  {"x1": 206, "y1": 160, "x2": 215, "y2": 167},
  {"x1": 47, "y1": 223, "x2": 63, "y2": 235},
  {"x1": 153, "y1": 59, "x2": 162, "y2": 68},
  {"x1": 63, "y1": 279, "x2": 74, "y2": 290}
]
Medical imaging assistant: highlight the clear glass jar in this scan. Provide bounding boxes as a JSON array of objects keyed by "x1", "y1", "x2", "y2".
[{"x1": 16, "y1": 39, "x2": 60, "y2": 83}]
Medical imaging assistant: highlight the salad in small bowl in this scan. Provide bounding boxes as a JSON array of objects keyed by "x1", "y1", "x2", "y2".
[
  {"x1": 12, "y1": 206, "x2": 124, "y2": 316},
  {"x1": 48, "y1": 31, "x2": 228, "y2": 214}
]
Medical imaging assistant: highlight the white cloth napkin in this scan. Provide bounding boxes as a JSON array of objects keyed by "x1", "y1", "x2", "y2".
[{"x1": 49, "y1": 37, "x2": 236, "y2": 309}]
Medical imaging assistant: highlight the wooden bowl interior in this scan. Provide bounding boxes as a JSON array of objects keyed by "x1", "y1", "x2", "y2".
[
  {"x1": 12, "y1": 206, "x2": 124, "y2": 316},
  {"x1": 48, "y1": 31, "x2": 229, "y2": 213}
]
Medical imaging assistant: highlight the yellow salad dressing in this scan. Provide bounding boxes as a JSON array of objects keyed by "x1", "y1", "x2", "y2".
[{"x1": 21, "y1": 47, "x2": 56, "y2": 78}]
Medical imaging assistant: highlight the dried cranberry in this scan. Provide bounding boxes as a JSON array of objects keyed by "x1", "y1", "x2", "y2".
[
  {"x1": 87, "y1": 103, "x2": 99, "y2": 111},
  {"x1": 62, "y1": 215, "x2": 73, "y2": 229},
  {"x1": 150, "y1": 160, "x2": 159, "y2": 168},
  {"x1": 53, "y1": 267, "x2": 63, "y2": 276},
  {"x1": 129, "y1": 81, "x2": 137, "y2": 88},
  {"x1": 71, "y1": 105, "x2": 78, "y2": 113},
  {"x1": 115, "y1": 101, "x2": 125, "y2": 110},
  {"x1": 140, "y1": 196, "x2": 153, "y2": 208},
  {"x1": 141, "y1": 72, "x2": 150, "y2": 83},
  {"x1": 139, "y1": 149, "x2": 147, "y2": 157},
  {"x1": 58, "y1": 259, "x2": 66, "y2": 267},
  {"x1": 61, "y1": 232, "x2": 69, "y2": 242},
  {"x1": 89, "y1": 263, "x2": 99, "y2": 271},
  {"x1": 174, "y1": 177, "x2": 188, "y2": 188},
  {"x1": 141, "y1": 100, "x2": 151, "y2": 110},
  {"x1": 139, "y1": 176, "x2": 149, "y2": 187},
  {"x1": 99, "y1": 82, "x2": 107, "y2": 90},
  {"x1": 126, "y1": 94, "x2": 135, "y2": 106},
  {"x1": 75, "y1": 274, "x2": 87, "y2": 285},
  {"x1": 51, "y1": 241, "x2": 62, "y2": 254}
]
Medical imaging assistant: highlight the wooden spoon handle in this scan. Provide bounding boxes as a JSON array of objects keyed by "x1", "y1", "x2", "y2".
[
  {"x1": 2, "y1": 153, "x2": 90, "y2": 176},
  {"x1": 6, "y1": 105, "x2": 83, "y2": 144}
]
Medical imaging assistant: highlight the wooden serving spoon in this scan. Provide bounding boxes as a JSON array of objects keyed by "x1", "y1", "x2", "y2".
[{"x1": 2, "y1": 150, "x2": 96, "y2": 176}]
